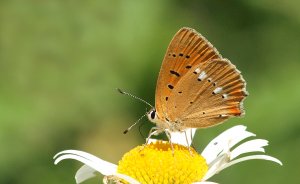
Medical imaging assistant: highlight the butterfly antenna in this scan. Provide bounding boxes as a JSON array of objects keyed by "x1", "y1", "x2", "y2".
[
  {"x1": 123, "y1": 113, "x2": 147, "y2": 134},
  {"x1": 117, "y1": 88, "x2": 154, "y2": 108}
]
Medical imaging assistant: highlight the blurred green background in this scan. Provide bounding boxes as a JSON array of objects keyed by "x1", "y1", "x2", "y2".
[{"x1": 0, "y1": 0, "x2": 299, "y2": 183}]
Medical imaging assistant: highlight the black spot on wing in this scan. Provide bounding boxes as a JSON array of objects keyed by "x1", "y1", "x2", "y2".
[
  {"x1": 168, "y1": 84, "x2": 174, "y2": 89},
  {"x1": 170, "y1": 70, "x2": 180, "y2": 77}
]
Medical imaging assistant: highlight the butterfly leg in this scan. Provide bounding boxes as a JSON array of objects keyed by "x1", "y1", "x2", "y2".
[
  {"x1": 139, "y1": 127, "x2": 163, "y2": 152},
  {"x1": 164, "y1": 130, "x2": 175, "y2": 154},
  {"x1": 189, "y1": 129, "x2": 198, "y2": 153},
  {"x1": 184, "y1": 130, "x2": 194, "y2": 156},
  {"x1": 146, "y1": 127, "x2": 162, "y2": 145}
]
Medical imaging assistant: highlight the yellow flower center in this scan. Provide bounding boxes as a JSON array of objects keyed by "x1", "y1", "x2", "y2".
[{"x1": 117, "y1": 141, "x2": 208, "y2": 184}]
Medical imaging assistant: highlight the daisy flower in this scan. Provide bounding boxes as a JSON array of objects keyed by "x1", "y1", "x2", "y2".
[{"x1": 54, "y1": 125, "x2": 282, "y2": 184}]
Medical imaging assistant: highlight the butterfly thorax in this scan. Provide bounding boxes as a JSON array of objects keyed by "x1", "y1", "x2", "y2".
[{"x1": 147, "y1": 108, "x2": 185, "y2": 132}]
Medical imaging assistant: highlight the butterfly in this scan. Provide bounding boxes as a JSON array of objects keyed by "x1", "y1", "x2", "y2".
[{"x1": 146, "y1": 27, "x2": 248, "y2": 138}]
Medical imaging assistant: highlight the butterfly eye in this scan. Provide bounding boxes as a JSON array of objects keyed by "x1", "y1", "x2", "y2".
[{"x1": 150, "y1": 110, "x2": 156, "y2": 119}]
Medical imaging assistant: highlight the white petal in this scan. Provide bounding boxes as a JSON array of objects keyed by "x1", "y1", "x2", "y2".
[
  {"x1": 55, "y1": 154, "x2": 117, "y2": 176},
  {"x1": 202, "y1": 154, "x2": 229, "y2": 181},
  {"x1": 219, "y1": 155, "x2": 282, "y2": 172},
  {"x1": 54, "y1": 150, "x2": 140, "y2": 184},
  {"x1": 54, "y1": 150, "x2": 111, "y2": 163},
  {"x1": 75, "y1": 165, "x2": 97, "y2": 184},
  {"x1": 202, "y1": 125, "x2": 255, "y2": 164},
  {"x1": 193, "y1": 182, "x2": 219, "y2": 184},
  {"x1": 54, "y1": 150, "x2": 117, "y2": 176},
  {"x1": 170, "y1": 128, "x2": 196, "y2": 146},
  {"x1": 228, "y1": 129, "x2": 256, "y2": 149},
  {"x1": 230, "y1": 139, "x2": 268, "y2": 160}
]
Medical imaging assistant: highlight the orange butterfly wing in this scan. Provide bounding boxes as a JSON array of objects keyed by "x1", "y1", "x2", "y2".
[
  {"x1": 154, "y1": 27, "x2": 247, "y2": 130},
  {"x1": 168, "y1": 58, "x2": 248, "y2": 128},
  {"x1": 155, "y1": 27, "x2": 222, "y2": 122}
]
